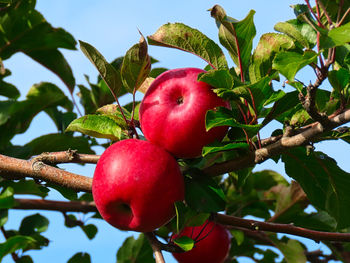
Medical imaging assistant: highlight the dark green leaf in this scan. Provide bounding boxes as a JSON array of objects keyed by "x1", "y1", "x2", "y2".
[
  {"x1": 45, "y1": 108, "x2": 77, "y2": 133},
  {"x1": 272, "y1": 50, "x2": 318, "y2": 81},
  {"x1": 0, "y1": 179, "x2": 48, "y2": 198},
  {"x1": 320, "y1": 22, "x2": 350, "y2": 49},
  {"x1": 19, "y1": 214, "x2": 49, "y2": 235},
  {"x1": 210, "y1": 6, "x2": 256, "y2": 73},
  {"x1": 121, "y1": 33, "x2": 151, "y2": 92},
  {"x1": 66, "y1": 115, "x2": 128, "y2": 141},
  {"x1": 116, "y1": 234, "x2": 154, "y2": 263},
  {"x1": 173, "y1": 236, "x2": 194, "y2": 252},
  {"x1": 47, "y1": 184, "x2": 78, "y2": 201},
  {"x1": 148, "y1": 23, "x2": 228, "y2": 69},
  {"x1": 0, "y1": 76, "x2": 19, "y2": 99},
  {"x1": 0, "y1": 210, "x2": 8, "y2": 227},
  {"x1": 282, "y1": 148, "x2": 350, "y2": 228},
  {"x1": 249, "y1": 33, "x2": 295, "y2": 83},
  {"x1": 79, "y1": 40, "x2": 122, "y2": 98},
  {"x1": 17, "y1": 255, "x2": 33, "y2": 263},
  {"x1": 67, "y1": 252, "x2": 91, "y2": 263},
  {"x1": 80, "y1": 224, "x2": 97, "y2": 240},
  {"x1": 0, "y1": 187, "x2": 14, "y2": 209},
  {"x1": 0, "y1": 236, "x2": 36, "y2": 261},
  {"x1": 185, "y1": 175, "x2": 226, "y2": 213},
  {"x1": 202, "y1": 141, "x2": 249, "y2": 156}
]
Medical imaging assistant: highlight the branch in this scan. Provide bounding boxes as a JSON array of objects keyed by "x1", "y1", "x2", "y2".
[
  {"x1": 0, "y1": 154, "x2": 92, "y2": 192},
  {"x1": 215, "y1": 213, "x2": 350, "y2": 242},
  {"x1": 203, "y1": 108, "x2": 350, "y2": 176},
  {"x1": 13, "y1": 199, "x2": 97, "y2": 213},
  {"x1": 145, "y1": 232, "x2": 166, "y2": 263},
  {"x1": 32, "y1": 150, "x2": 100, "y2": 164}
]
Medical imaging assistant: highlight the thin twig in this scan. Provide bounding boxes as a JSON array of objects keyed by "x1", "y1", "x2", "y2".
[
  {"x1": 338, "y1": 7, "x2": 350, "y2": 27},
  {"x1": 145, "y1": 232, "x2": 169, "y2": 262}
]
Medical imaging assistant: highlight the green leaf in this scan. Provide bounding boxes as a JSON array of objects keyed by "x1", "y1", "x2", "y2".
[
  {"x1": 202, "y1": 141, "x2": 249, "y2": 157},
  {"x1": 47, "y1": 184, "x2": 78, "y2": 201},
  {"x1": 206, "y1": 107, "x2": 262, "y2": 136},
  {"x1": 66, "y1": 115, "x2": 128, "y2": 141},
  {"x1": 0, "y1": 72, "x2": 20, "y2": 99},
  {"x1": 185, "y1": 175, "x2": 226, "y2": 213},
  {"x1": 19, "y1": 214, "x2": 49, "y2": 235},
  {"x1": 328, "y1": 68, "x2": 350, "y2": 93},
  {"x1": 320, "y1": 22, "x2": 350, "y2": 49},
  {"x1": 121, "y1": 33, "x2": 151, "y2": 93},
  {"x1": 17, "y1": 255, "x2": 33, "y2": 263},
  {"x1": 274, "y1": 239, "x2": 307, "y2": 263},
  {"x1": 0, "y1": 179, "x2": 49, "y2": 198},
  {"x1": 231, "y1": 229, "x2": 244, "y2": 246},
  {"x1": 274, "y1": 20, "x2": 316, "y2": 49},
  {"x1": 0, "y1": 236, "x2": 37, "y2": 261},
  {"x1": 0, "y1": 187, "x2": 14, "y2": 209},
  {"x1": 272, "y1": 50, "x2": 318, "y2": 81},
  {"x1": 210, "y1": 6, "x2": 256, "y2": 74},
  {"x1": 173, "y1": 236, "x2": 194, "y2": 252},
  {"x1": 116, "y1": 234, "x2": 154, "y2": 263},
  {"x1": 0, "y1": 210, "x2": 8, "y2": 227},
  {"x1": 282, "y1": 148, "x2": 350, "y2": 228},
  {"x1": 79, "y1": 40, "x2": 122, "y2": 98},
  {"x1": 96, "y1": 104, "x2": 131, "y2": 129},
  {"x1": 67, "y1": 252, "x2": 91, "y2": 263},
  {"x1": 249, "y1": 33, "x2": 295, "y2": 83},
  {"x1": 148, "y1": 23, "x2": 228, "y2": 69},
  {"x1": 80, "y1": 224, "x2": 97, "y2": 240},
  {"x1": 198, "y1": 69, "x2": 234, "y2": 90},
  {"x1": 0, "y1": 1, "x2": 76, "y2": 92}
]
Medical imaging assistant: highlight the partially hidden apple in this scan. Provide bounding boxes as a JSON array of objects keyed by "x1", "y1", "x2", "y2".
[
  {"x1": 139, "y1": 67, "x2": 230, "y2": 159},
  {"x1": 92, "y1": 139, "x2": 185, "y2": 232},
  {"x1": 172, "y1": 220, "x2": 231, "y2": 263}
]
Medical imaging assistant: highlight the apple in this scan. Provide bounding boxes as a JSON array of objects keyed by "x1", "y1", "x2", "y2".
[
  {"x1": 92, "y1": 139, "x2": 185, "y2": 232},
  {"x1": 139, "y1": 67, "x2": 229, "y2": 158},
  {"x1": 172, "y1": 220, "x2": 231, "y2": 263}
]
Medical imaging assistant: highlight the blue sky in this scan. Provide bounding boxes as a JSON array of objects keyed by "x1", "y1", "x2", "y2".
[{"x1": 2, "y1": 0, "x2": 348, "y2": 262}]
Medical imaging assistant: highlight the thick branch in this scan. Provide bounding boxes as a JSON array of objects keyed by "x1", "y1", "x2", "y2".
[
  {"x1": 0, "y1": 154, "x2": 92, "y2": 192},
  {"x1": 14, "y1": 199, "x2": 97, "y2": 213},
  {"x1": 32, "y1": 150, "x2": 100, "y2": 165},
  {"x1": 204, "y1": 108, "x2": 350, "y2": 176},
  {"x1": 215, "y1": 213, "x2": 350, "y2": 242}
]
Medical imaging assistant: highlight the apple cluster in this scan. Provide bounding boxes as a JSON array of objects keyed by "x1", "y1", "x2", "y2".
[{"x1": 92, "y1": 68, "x2": 231, "y2": 261}]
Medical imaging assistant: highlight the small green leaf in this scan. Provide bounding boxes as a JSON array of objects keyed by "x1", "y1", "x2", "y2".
[
  {"x1": 0, "y1": 187, "x2": 14, "y2": 209},
  {"x1": 198, "y1": 69, "x2": 234, "y2": 90},
  {"x1": 272, "y1": 50, "x2": 318, "y2": 81},
  {"x1": 67, "y1": 252, "x2": 91, "y2": 263},
  {"x1": 80, "y1": 224, "x2": 98, "y2": 240},
  {"x1": 231, "y1": 229, "x2": 244, "y2": 246},
  {"x1": 0, "y1": 236, "x2": 37, "y2": 261},
  {"x1": 173, "y1": 236, "x2": 195, "y2": 252},
  {"x1": 0, "y1": 210, "x2": 8, "y2": 227},
  {"x1": 148, "y1": 23, "x2": 228, "y2": 69},
  {"x1": 19, "y1": 214, "x2": 49, "y2": 235},
  {"x1": 320, "y1": 22, "x2": 350, "y2": 49},
  {"x1": 66, "y1": 115, "x2": 128, "y2": 141},
  {"x1": 185, "y1": 175, "x2": 226, "y2": 213},
  {"x1": 202, "y1": 141, "x2": 249, "y2": 156},
  {"x1": 79, "y1": 40, "x2": 122, "y2": 98},
  {"x1": 121, "y1": 33, "x2": 151, "y2": 93},
  {"x1": 116, "y1": 234, "x2": 154, "y2": 263},
  {"x1": 274, "y1": 239, "x2": 307, "y2": 263}
]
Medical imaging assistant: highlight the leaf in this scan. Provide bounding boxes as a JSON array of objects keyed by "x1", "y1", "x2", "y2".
[
  {"x1": 0, "y1": 179, "x2": 49, "y2": 198},
  {"x1": 148, "y1": 23, "x2": 228, "y2": 69},
  {"x1": 19, "y1": 214, "x2": 49, "y2": 235},
  {"x1": 0, "y1": 210, "x2": 8, "y2": 227},
  {"x1": 116, "y1": 234, "x2": 154, "y2": 263},
  {"x1": 80, "y1": 224, "x2": 97, "y2": 240},
  {"x1": 210, "y1": 6, "x2": 256, "y2": 73},
  {"x1": 79, "y1": 40, "x2": 122, "y2": 98},
  {"x1": 198, "y1": 69, "x2": 234, "y2": 90},
  {"x1": 96, "y1": 104, "x2": 130, "y2": 129},
  {"x1": 249, "y1": 33, "x2": 295, "y2": 83},
  {"x1": 0, "y1": 187, "x2": 14, "y2": 209},
  {"x1": 185, "y1": 175, "x2": 226, "y2": 213},
  {"x1": 0, "y1": 71, "x2": 20, "y2": 99},
  {"x1": 66, "y1": 115, "x2": 128, "y2": 141},
  {"x1": 202, "y1": 141, "x2": 249, "y2": 156},
  {"x1": 320, "y1": 22, "x2": 350, "y2": 49},
  {"x1": 206, "y1": 107, "x2": 262, "y2": 136},
  {"x1": 0, "y1": 1, "x2": 76, "y2": 92},
  {"x1": 282, "y1": 147, "x2": 350, "y2": 228},
  {"x1": 67, "y1": 252, "x2": 91, "y2": 263},
  {"x1": 173, "y1": 236, "x2": 195, "y2": 252},
  {"x1": 328, "y1": 68, "x2": 350, "y2": 93},
  {"x1": 0, "y1": 236, "x2": 37, "y2": 261},
  {"x1": 231, "y1": 229, "x2": 244, "y2": 246},
  {"x1": 121, "y1": 33, "x2": 151, "y2": 92},
  {"x1": 274, "y1": 20, "x2": 317, "y2": 49},
  {"x1": 274, "y1": 239, "x2": 307, "y2": 263},
  {"x1": 272, "y1": 50, "x2": 318, "y2": 81}
]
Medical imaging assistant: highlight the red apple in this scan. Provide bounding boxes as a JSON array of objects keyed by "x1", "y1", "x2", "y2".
[
  {"x1": 92, "y1": 139, "x2": 185, "y2": 232},
  {"x1": 139, "y1": 67, "x2": 229, "y2": 158},
  {"x1": 172, "y1": 220, "x2": 231, "y2": 263}
]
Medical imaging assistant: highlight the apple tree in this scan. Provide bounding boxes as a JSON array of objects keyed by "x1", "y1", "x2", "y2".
[{"x1": 1, "y1": 0, "x2": 350, "y2": 262}]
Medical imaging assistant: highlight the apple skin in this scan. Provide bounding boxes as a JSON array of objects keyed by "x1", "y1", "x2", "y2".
[
  {"x1": 172, "y1": 220, "x2": 231, "y2": 263},
  {"x1": 92, "y1": 139, "x2": 185, "y2": 232},
  {"x1": 139, "y1": 68, "x2": 229, "y2": 158}
]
